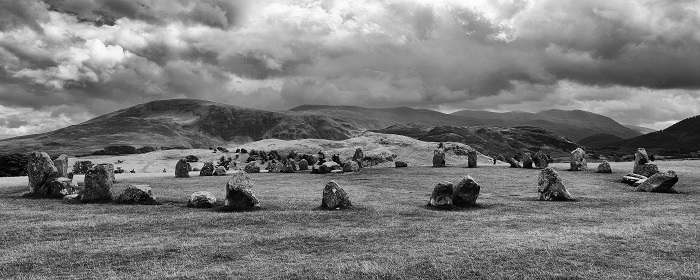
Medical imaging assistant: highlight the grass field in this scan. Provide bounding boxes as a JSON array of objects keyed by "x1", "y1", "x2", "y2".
[{"x1": 1, "y1": 161, "x2": 698, "y2": 279}]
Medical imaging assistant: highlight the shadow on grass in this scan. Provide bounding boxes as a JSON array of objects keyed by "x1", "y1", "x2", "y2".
[{"x1": 420, "y1": 203, "x2": 498, "y2": 212}]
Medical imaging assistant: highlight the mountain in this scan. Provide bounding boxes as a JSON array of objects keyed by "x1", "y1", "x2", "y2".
[
  {"x1": 290, "y1": 105, "x2": 484, "y2": 128},
  {"x1": 624, "y1": 125, "x2": 657, "y2": 135},
  {"x1": 578, "y1": 134, "x2": 624, "y2": 148},
  {"x1": 451, "y1": 109, "x2": 641, "y2": 142},
  {"x1": 599, "y1": 115, "x2": 700, "y2": 155},
  {"x1": 375, "y1": 124, "x2": 579, "y2": 157}
]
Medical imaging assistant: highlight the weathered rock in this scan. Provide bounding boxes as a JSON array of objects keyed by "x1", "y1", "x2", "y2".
[
  {"x1": 298, "y1": 159, "x2": 309, "y2": 170},
  {"x1": 26, "y1": 151, "x2": 59, "y2": 195},
  {"x1": 321, "y1": 181, "x2": 352, "y2": 209},
  {"x1": 622, "y1": 173, "x2": 647, "y2": 186},
  {"x1": 538, "y1": 167, "x2": 573, "y2": 201},
  {"x1": 225, "y1": 172, "x2": 259, "y2": 209},
  {"x1": 432, "y1": 150, "x2": 446, "y2": 167},
  {"x1": 200, "y1": 162, "x2": 215, "y2": 176},
  {"x1": 322, "y1": 161, "x2": 341, "y2": 171},
  {"x1": 175, "y1": 159, "x2": 190, "y2": 178},
  {"x1": 428, "y1": 182, "x2": 454, "y2": 209},
  {"x1": 244, "y1": 161, "x2": 261, "y2": 173},
  {"x1": 636, "y1": 163, "x2": 659, "y2": 177},
  {"x1": 636, "y1": 171, "x2": 679, "y2": 193},
  {"x1": 97, "y1": 163, "x2": 116, "y2": 182},
  {"x1": 330, "y1": 170, "x2": 343, "y2": 174},
  {"x1": 522, "y1": 152, "x2": 533, "y2": 169},
  {"x1": 353, "y1": 148, "x2": 364, "y2": 162},
  {"x1": 508, "y1": 158, "x2": 522, "y2": 168},
  {"x1": 453, "y1": 176, "x2": 480, "y2": 207},
  {"x1": 290, "y1": 160, "x2": 298, "y2": 171},
  {"x1": 188, "y1": 191, "x2": 217, "y2": 208},
  {"x1": 40, "y1": 177, "x2": 78, "y2": 198},
  {"x1": 81, "y1": 165, "x2": 113, "y2": 202},
  {"x1": 533, "y1": 151, "x2": 549, "y2": 169},
  {"x1": 116, "y1": 185, "x2": 157, "y2": 204},
  {"x1": 597, "y1": 161, "x2": 612, "y2": 173},
  {"x1": 63, "y1": 193, "x2": 80, "y2": 200},
  {"x1": 214, "y1": 166, "x2": 227, "y2": 176},
  {"x1": 633, "y1": 148, "x2": 649, "y2": 174},
  {"x1": 467, "y1": 149, "x2": 478, "y2": 168},
  {"x1": 53, "y1": 154, "x2": 69, "y2": 178},
  {"x1": 569, "y1": 148, "x2": 587, "y2": 171},
  {"x1": 395, "y1": 161, "x2": 408, "y2": 168},
  {"x1": 269, "y1": 162, "x2": 284, "y2": 173},
  {"x1": 281, "y1": 161, "x2": 295, "y2": 173},
  {"x1": 342, "y1": 161, "x2": 360, "y2": 172}
]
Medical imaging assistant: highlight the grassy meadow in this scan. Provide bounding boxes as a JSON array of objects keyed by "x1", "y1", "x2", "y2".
[{"x1": 1, "y1": 160, "x2": 699, "y2": 279}]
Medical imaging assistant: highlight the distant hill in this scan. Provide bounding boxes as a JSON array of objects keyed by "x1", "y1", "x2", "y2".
[
  {"x1": 578, "y1": 134, "x2": 624, "y2": 148},
  {"x1": 600, "y1": 115, "x2": 700, "y2": 155},
  {"x1": 624, "y1": 125, "x2": 656, "y2": 135},
  {"x1": 375, "y1": 124, "x2": 579, "y2": 157},
  {"x1": 451, "y1": 109, "x2": 641, "y2": 142},
  {"x1": 290, "y1": 105, "x2": 484, "y2": 128}
]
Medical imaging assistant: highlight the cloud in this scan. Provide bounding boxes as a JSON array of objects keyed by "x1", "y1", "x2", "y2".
[{"x1": 1, "y1": 0, "x2": 700, "y2": 139}]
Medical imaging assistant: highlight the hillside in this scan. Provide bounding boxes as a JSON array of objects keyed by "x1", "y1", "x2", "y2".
[
  {"x1": 599, "y1": 115, "x2": 700, "y2": 155},
  {"x1": 290, "y1": 105, "x2": 484, "y2": 128},
  {"x1": 578, "y1": 133, "x2": 624, "y2": 148},
  {"x1": 375, "y1": 124, "x2": 579, "y2": 158},
  {"x1": 624, "y1": 125, "x2": 657, "y2": 135},
  {"x1": 451, "y1": 109, "x2": 641, "y2": 141}
]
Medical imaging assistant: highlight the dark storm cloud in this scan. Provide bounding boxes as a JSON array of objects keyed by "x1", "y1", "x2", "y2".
[{"x1": 0, "y1": 0, "x2": 49, "y2": 31}]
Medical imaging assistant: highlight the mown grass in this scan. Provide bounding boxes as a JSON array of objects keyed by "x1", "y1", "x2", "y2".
[{"x1": 1, "y1": 161, "x2": 698, "y2": 279}]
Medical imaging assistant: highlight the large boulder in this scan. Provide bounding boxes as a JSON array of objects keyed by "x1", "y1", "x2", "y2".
[
  {"x1": 522, "y1": 152, "x2": 533, "y2": 169},
  {"x1": 636, "y1": 164, "x2": 659, "y2": 177},
  {"x1": 188, "y1": 191, "x2": 217, "y2": 208},
  {"x1": 26, "y1": 151, "x2": 59, "y2": 195},
  {"x1": 97, "y1": 163, "x2": 116, "y2": 182},
  {"x1": 635, "y1": 171, "x2": 679, "y2": 193},
  {"x1": 281, "y1": 161, "x2": 295, "y2": 173},
  {"x1": 428, "y1": 182, "x2": 454, "y2": 209},
  {"x1": 244, "y1": 161, "x2": 261, "y2": 173},
  {"x1": 41, "y1": 177, "x2": 78, "y2": 198},
  {"x1": 214, "y1": 166, "x2": 227, "y2": 176},
  {"x1": 538, "y1": 167, "x2": 573, "y2": 201},
  {"x1": 633, "y1": 148, "x2": 649, "y2": 174},
  {"x1": 395, "y1": 161, "x2": 408, "y2": 168},
  {"x1": 432, "y1": 150, "x2": 446, "y2": 167},
  {"x1": 269, "y1": 162, "x2": 284, "y2": 173},
  {"x1": 298, "y1": 159, "x2": 309, "y2": 171},
  {"x1": 224, "y1": 171, "x2": 259, "y2": 209},
  {"x1": 53, "y1": 154, "x2": 69, "y2": 178},
  {"x1": 597, "y1": 161, "x2": 612, "y2": 173},
  {"x1": 342, "y1": 161, "x2": 360, "y2": 172},
  {"x1": 321, "y1": 181, "x2": 352, "y2": 209},
  {"x1": 311, "y1": 164, "x2": 329, "y2": 174},
  {"x1": 200, "y1": 162, "x2": 215, "y2": 176},
  {"x1": 467, "y1": 149, "x2": 478, "y2": 168},
  {"x1": 116, "y1": 185, "x2": 157, "y2": 204},
  {"x1": 453, "y1": 176, "x2": 480, "y2": 207},
  {"x1": 322, "y1": 161, "x2": 341, "y2": 171},
  {"x1": 81, "y1": 165, "x2": 113, "y2": 202},
  {"x1": 175, "y1": 159, "x2": 190, "y2": 178},
  {"x1": 533, "y1": 151, "x2": 549, "y2": 169},
  {"x1": 508, "y1": 158, "x2": 522, "y2": 168},
  {"x1": 569, "y1": 148, "x2": 587, "y2": 171}
]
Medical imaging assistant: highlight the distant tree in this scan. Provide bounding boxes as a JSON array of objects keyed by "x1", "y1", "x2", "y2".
[
  {"x1": 185, "y1": 155, "x2": 199, "y2": 162},
  {"x1": 72, "y1": 161, "x2": 93, "y2": 175},
  {"x1": 0, "y1": 153, "x2": 29, "y2": 177}
]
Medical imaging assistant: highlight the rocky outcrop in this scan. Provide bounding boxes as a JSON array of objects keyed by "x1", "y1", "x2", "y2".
[
  {"x1": 453, "y1": 176, "x2": 480, "y2": 207},
  {"x1": 200, "y1": 162, "x2": 215, "y2": 176},
  {"x1": 597, "y1": 161, "x2": 612, "y2": 173},
  {"x1": 116, "y1": 185, "x2": 157, "y2": 204},
  {"x1": 569, "y1": 148, "x2": 587, "y2": 171},
  {"x1": 432, "y1": 150, "x2": 446, "y2": 167},
  {"x1": 188, "y1": 191, "x2": 217, "y2": 208},
  {"x1": 321, "y1": 181, "x2": 352, "y2": 209},
  {"x1": 467, "y1": 149, "x2": 478, "y2": 168},
  {"x1": 81, "y1": 165, "x2": 113, "y2": 202},
  {"x1": 538, "y1": 167, "x2": 573, "y2": 201},
  {"x1": 224, "y1": 172, "x2": 259, "y2": 209},
  {"x1": 175, "y1": 159, "x2": 190, "y2": 178},
  {"x1": 428, "y1": 182, "x2": 454, "y2": 209},
  {"x1": 635, "y1": 171, "x2": 679, "y2": 193},
  {"x1": 244, "y1": 161, "x2": 260, "y2": 173}
]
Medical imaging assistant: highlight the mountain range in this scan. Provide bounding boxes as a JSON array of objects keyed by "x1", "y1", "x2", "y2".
[{"x1": 591, "y1": 115, "x2": 700, "y2": 155}]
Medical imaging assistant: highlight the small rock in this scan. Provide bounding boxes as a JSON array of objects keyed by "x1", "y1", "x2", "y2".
[
  {"x1": 342, "y1": 161, "x2": 360, "y2": 172},
  {"x1": 188, "y1": 191, "x2": 217, "y2": 208},
  {"x1": 395, "y1": 161, "x2": 408, "y2": 168},
  {"x1": 214, "y1": 166, "x2": 227, "y2": 176},
  {"x1": 622, "y1": 173, "x2": 648, "y2": 186},
  {"x1": 63, "y1": 194, "x2": 80, "y2": 200},
  {"x1": 569, "y1": 148, "x2": 587, "y2": 171},
  {"x1": 635, "y1": 171, "x2": 679, "y2": 193},
  {"x1": 538, "y1": 167, "x2": 573, "y2": 201},
  {"x1": 453, "y1": 176, "x2": 480, "y2": 207},
  {"x1": 597, "y1": 161, "x2": 612, "y2": 173},
  {"x1": 116, "y1": 185, "x2": 157, "y2": 204},
  {"x1": 244, "y1": 161, "x2": 261, "y2": 173},
  {"x1": 330, "y1": 170, "x2": 343, "y2": 174},
  {"x1": 322, "y1": 161, "x2": 341, "y2": 171},
  {"x1": 224, "y1": 172, "x2": 259, "y2": 209},
  {"x1": 200, "y1": 162, "x2": 215, "y2": 176},
  {"x1": 508, "y1": 158, "x2": 522, "y2": 168},
  {"x1": 428, "y1": 182, "x2": 454, "y2": 209},
  {"x1": 175, "y1": 159, "x2": 190, "y2": 178},
  {"x1": 321, "y1": 181, "x2": 352, "y2": 209}
]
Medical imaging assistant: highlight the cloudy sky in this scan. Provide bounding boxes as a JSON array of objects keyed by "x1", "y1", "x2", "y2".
[{"x1": 1, "y1": 0, "x2": 700, "y2": 139}]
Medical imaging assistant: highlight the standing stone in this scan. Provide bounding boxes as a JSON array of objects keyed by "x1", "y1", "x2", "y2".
[
  {"x1": 298, "y1": 159, "x2": 309, "y2": 171},
  {"x1": 116, "y1": 185, "x2": 157, "y2": 204},
  {"x1": 395, "y1": 161, "x2": 408, "y2": 168},
  {"x1": 43, "y1": 177, "x2": 78, "y2": 198},
  {"x1": 428, "y1": 182, "x2": 454, "y2": 209},
  {"x1": 597, "y1": 161, "x2": 612, "y2": 173},
  {"x1": 188, "y1": 191, "x2": 217, "y2": 208},
  {"x1": 97, "y1": 163, "x2": 115, "y2": 182},
  {"x1": 81, "y1": 165, "x2": 113, "y2": 202},
  {"x1": 290, "y1": 160, "x2": 298, "y2": 171},
  {"x1": 321, "y1": 181, "x2": 352, "y2": 209},
  {"x1": 53, "y1": 154, "x2": 69, "y2": 178},
  {"x1": 533, "y1": 151, "x2": 549, "y2": 169},
  {"x1": 214, "y1": 166, "x2": 227, "y2": 176},
  {"x1": 311, "y1": 164, "x2": 330, "y2": 174},
  {"x1": 281, "y1": 161, "x2": 295, "y2": 173},
  {"x1": 569, "y1": 148, "x2": 587, "y2": 171},
  {"x1": 636, "y1": 164, "x2": 659, "y2": 178},
  {"x1": 200, "y1": 162, "x2": 215, "y2": 176},
  {"x1": 269, "y1": 162, "x2": 284, "y2": 173},
  {"x1": 432, "y1": 150, "x2": 446, "y2": 167},
  {"x1": 635, "y1": 171, "x2": 679, "y2": 193},
  {"x1": 633, "y1": 148, "x2": 649, "y2": 175},
  {"x1": 244, "y1": 161, "x2": 260, "y2": 173},
  {"x1": 175, "y1": 159, "x2": 190, "y2": 178},
  {"x1": 522, "y1": 152, "x2": 533, "y2": 169},
  {"x1": 467, "y1": 149, "x2": 478, "y2": 168},
  {"x1": 453, "y1": 176, "x2": 480, "y2": 207},
  {"x1": 26, "y1": 151, "x2": 59, "y2": 195},
  {"x1": 353, "y1": 148, "x2": 364, "y2": 162},
  {"x1": 342, "y1": 161, "x2": 360, "y2": 172},
  {"x1": 508, "y1": 158, "x2": 522, "y2": 168},
  {"x1": 224, "y1": 172, "x2": 259, "y2": 209},
  {"x1": 538, "y1": 167, "x2": 573, "y2": 201}
]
